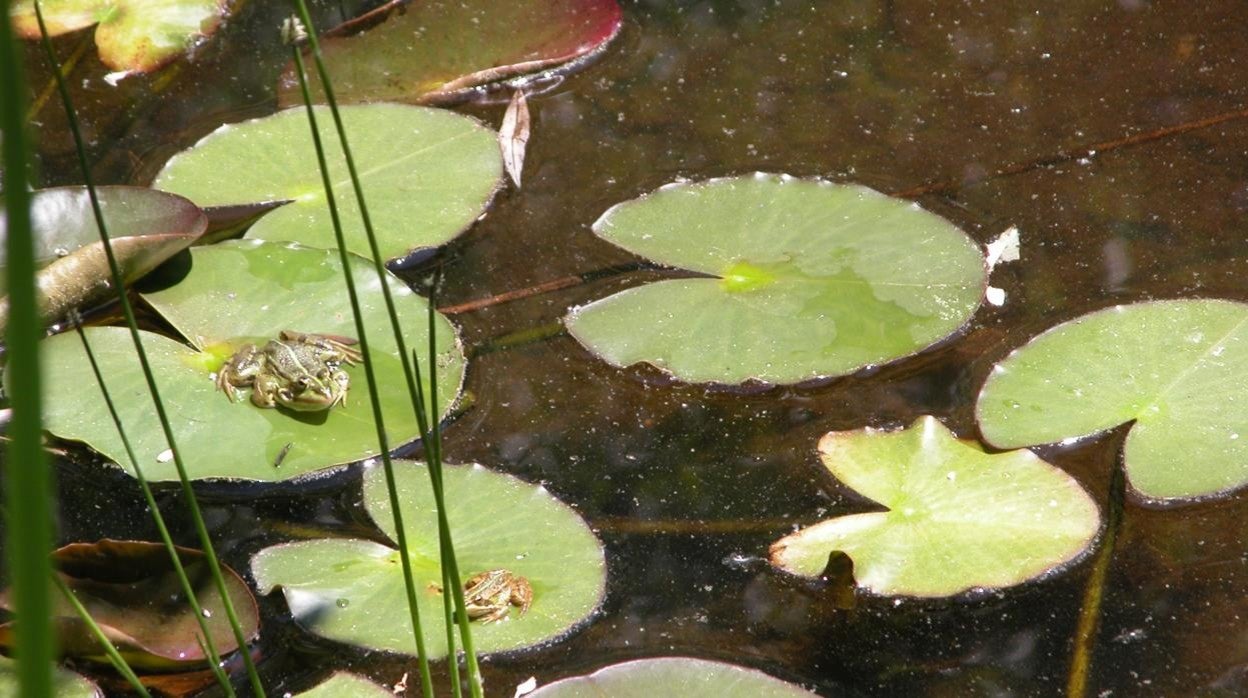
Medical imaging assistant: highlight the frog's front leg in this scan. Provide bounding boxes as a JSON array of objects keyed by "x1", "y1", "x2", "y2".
[
  {"x1": 250, "y1": 373, "x2": 285, "y2": 409},
  {"x1": 216, "y1": 344, "x2": 264, "y2": 402}
]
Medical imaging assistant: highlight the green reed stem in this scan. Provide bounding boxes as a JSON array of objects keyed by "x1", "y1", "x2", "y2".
[
  {"x1": 286, "y1": 34, "x2": 435, "y2": 697},
  {"x1": 284, "y1": 5, "x2": 483, "y2": 694},
  {"x1": 0, "y1": 3, "x2": 54, "y2": 694},
  {"x1": 421, "y1": 275, "x2": 483, "y2": 696},
  {"x1": 50, "y1": 574, "x2": 152, "y2": 697},
  {"x1": 30, "y1": 2, "x2": 264, "y2": 695},
  {"x1": 70, "y1": 315, "x2": 234, "y2": 692}
]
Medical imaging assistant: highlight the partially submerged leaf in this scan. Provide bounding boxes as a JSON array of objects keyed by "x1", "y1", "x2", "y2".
[
  {"x1": 0, "y1": 186, "x2": 205, "y2": 330},
  {"x1": 294, "y1": 672, "x2": 393, "y2": 698},
  {"x1": 153, "y1": 104, "x2": 503, "y2": 261},
  {"x1": 500, "y1": 89, "x2": 532, "y2": 187},
  {"x1": 8, "y1": 0, "x2": 228, "y2": 72},
  {"x1": 0, "y1": 656, "x2": 101, "y2": 698},
  {"x1": 528, "y1": 657, "x2": 818, "y2": 697},
  {"x1": 977, "y1": 299, "x2": 1248, "y2": 501},
  {"x1": 769, "y1": 417, "x2": 1099, "y2": 597},
  {"x1": 566, "y1": 175, "x2": 987, "y2": 384},
  {"x1": 251, "y1": 461, "x2": 606, "y2": 657},
  {"x1": 34, "y1": 241, "x2": 465, "y2": 481},
  {"x1": 276, "y1": 0, "x2": 624, "y2": 106},
  {"x1": 0, "y1": 540, "x2": 258, "y2": 671}
]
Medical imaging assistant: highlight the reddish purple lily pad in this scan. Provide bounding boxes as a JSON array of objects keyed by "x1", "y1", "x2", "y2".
[
  {"x1": 0, "y1": 186, "x2": 206, "y2": 331},
  {"x1": 0, "y1": 540, "x2": 259, "y2": 672},
  {"x1": 277, "y1": 0, "x2": 623, "y2": 107}
]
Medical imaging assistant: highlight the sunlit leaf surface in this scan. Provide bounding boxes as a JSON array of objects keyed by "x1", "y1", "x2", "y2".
[
  {"x1": 154, "y1": 104, "x2": 502, "y2": 261},
  {"x1": 769, "y1": 417, "x2": 1099, "y2": 597},
  {"x1": 566, "y1": 175, "x2": 987, "y2": 384},
  {"x1": 0, "y1": 657, "x2": 100, "y2": 698},
  {"x1": 529, "y1": 657, "x2": 818, "y2": 697},
  {"x1": 9, "y1": 0, "x2": 227, "y2": 72},
  {"x1": 252, "y1": 461, "x2": 605, "y2": 657},
  {"x1": 0, "y1": 540, "x2": 257, "y2": 671},
  {"x1": 0, "y1": 186, "x2": 205, "y2": 331},
  {"x1": 294, "y1": 672, "x2": 392, "y2": 698},
  {"x1": 33, "y1": 242, "x2": 464, "y2": 481},
  {"x1": 978, "y1": 299, "x2": 1248, "y2": 501},
  {"x1": 276, "y1": 0, "x2": 623, "y2": 106}
]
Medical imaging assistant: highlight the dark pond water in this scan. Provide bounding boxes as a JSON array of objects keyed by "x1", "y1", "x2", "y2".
[{"x1": 13, "y1": 0, "x2": 1248, "y2": 695}]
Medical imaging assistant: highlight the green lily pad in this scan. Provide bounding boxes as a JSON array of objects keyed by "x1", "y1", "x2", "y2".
[
  {"x1": 0, "y1": 657, "x2": 101, "y2": 698},
  {"x1": 565, "y1": 175, "x2": 987, "y2": 384},
  {"x1": 153, "y1": 104, "x2": 502, "y2": 261},
  {"x1": 277, "y1": 0, "x2": 623, "y2": 107},
  {"x1": 0, "y1": 186, "x2": 205, "y2": 331},
  {"x1": 528, "y1": 657, "x2": 817, "y2": 697},
  {"x1": 33, "y1": 241, "x2": 464, "y2": 481},
  {"x1": 769, "y1": 416, "x2": 1099, "y2": 597},
  {"x1": 251, "y1": 461, "x2": 605, "y2": 657},
  {"x1": 977, "y1": 299, "x2": 1248, "y2": 501},
  {"x1": 295, "y1": 672, "x2": 392, "y2": 698},
  {"x1": 0, "y1": 540, "x2": 259, "y2": 671},
  {"x1": 9, "y1": 0, "x2": 227, "y2": 73}
]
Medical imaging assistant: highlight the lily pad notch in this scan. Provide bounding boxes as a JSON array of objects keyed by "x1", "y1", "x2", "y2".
[
  {"x1": 770, "y1": 416, "x2": 1100, "y2": 597},
  {"x1": 977, "y1": 298, "x2": 1248, "y2": 502},
  {"x1": 566, "y1": 174, "x2": 988, "y2": 385}
]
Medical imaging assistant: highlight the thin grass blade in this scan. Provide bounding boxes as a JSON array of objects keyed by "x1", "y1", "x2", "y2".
[{"x1": 30, "y1": 2, "x2": 263, "y2": 694}]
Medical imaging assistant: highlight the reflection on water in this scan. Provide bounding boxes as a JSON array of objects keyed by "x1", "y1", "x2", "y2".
[{"x1": 18, "y1": 0, "x2": 1248, "y2": 695}]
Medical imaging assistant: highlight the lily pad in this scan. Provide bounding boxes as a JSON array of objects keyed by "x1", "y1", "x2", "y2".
[
  {"x1": 0, "y1": 657, "x2": 101, "y2": 698},
  {"x1": 565, "y1": 175, "x2": 987, "y2": 385},
  {"x1": 0, "y1": 540, "x2": 258, "y2": 672},
  {"x1": 528, "y1": 657, "x2": 817, "y2": 697},
  {"x1": 0, "y1": 186, "x2": 205, "y2": 331},
  {"x1": 768, "y1": 416, "x2": 1099, "y2": 597},
  {"x1": 251, "y1": 461, "x2": 605, "y2": 657},
  {"x1": 153, "y1": 104, "x2": 503, "y2": 261},
  {"x1": 8, "y1": 0, "x2": 228, "y2": 73},
  {"x1": 295, "y1": 672, "x2": 392, "y2": 698},
  {"x1": 276, "y1": 0, "x2": 624, "y2": 107},
  {"x1": 33, "y1": 241, "x2": 464, "y2": 481},
  {"x1": 977, "y1": 299, "x2": 1248, "y2": 501}
]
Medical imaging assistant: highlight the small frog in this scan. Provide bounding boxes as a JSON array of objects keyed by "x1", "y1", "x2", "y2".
[
  {"x1": 460, "y1": 569, "x2": 533, "y2": 624},
  {"x1": 215, "y1": 330, "x2": 362, "y2": 411}
]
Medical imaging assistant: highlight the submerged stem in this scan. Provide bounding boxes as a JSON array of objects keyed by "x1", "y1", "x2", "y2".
[{"x1": 1066, "y1": 459, "x2": 1127, "y2": 698}]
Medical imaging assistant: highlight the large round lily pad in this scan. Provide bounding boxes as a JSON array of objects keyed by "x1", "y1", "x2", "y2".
[
  {"x1": 0, "y1": 186, "x2": 205, "y2": 331},
  {"x1": 529, "y1": 657, "x2": 817, "y2": 697},
  {"x1": 0, "y1": 657, "x2": 100, "y2": 698},
  {"x1": 9, "y1": 0, "x2": 227, "y2": 73},
  {"x1": 277, "y1": 0, "x2": 623, "y2": 107},
  {"x1": 565, "y1": 175, "x2": 987, "y2": 384},
  {"x1": 769, "y1": 416, "x2": 1100, "y2": 597},
  {"x1": 34, "y1": 241, "x2": 464, "y2": 482},
  {"x1": 977, "y1": 299, "x2": 1248, "y2": 501},
  {"x1": 153, "y1": 104, "x2": 503, "y2": 261},
  {"x1": 251, "y1": 461, "x2": 605, "y2": 657}
]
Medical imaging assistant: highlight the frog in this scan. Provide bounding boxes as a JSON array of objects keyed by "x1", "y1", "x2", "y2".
[
  {"x1": 459, "y1": 569, "x2": 533, "y2": 624},
  {"x1": 215, "y1": 330, "x2": 362, "y2": 411}
]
